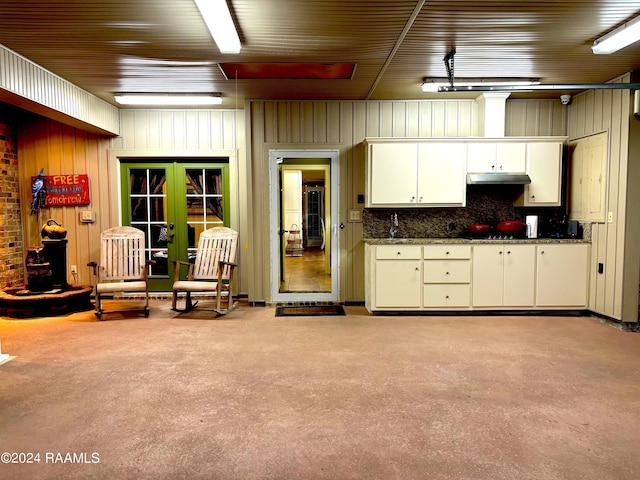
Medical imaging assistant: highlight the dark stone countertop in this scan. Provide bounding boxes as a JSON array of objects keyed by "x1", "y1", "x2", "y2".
[{"x1": 363, "y1": 237, "x2": 590, "y2": 245}]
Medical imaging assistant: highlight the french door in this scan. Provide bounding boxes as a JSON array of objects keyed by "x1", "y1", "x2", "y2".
[{"x1": 120, "y1": 160, "x2": 230, "y2": 291}]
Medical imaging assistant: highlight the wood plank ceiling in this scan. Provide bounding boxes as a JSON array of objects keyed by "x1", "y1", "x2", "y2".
[{"x1": 1, "y1": 0, "x2": 640, "y2": 108}]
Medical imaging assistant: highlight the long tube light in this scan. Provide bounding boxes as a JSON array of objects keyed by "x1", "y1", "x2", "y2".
[
  {"x1": 437, "y1": 83, "x2": 640, "y2": 92},
  {"x1": 114, "y1": 94, "x2": 223, "y2": 106},
  {"x1": 194, "y1": 0, "x2": 241, "y2": 54},
  {"x1": 592, "y1": 13, "x2": 640, "y2": 54},
  {"x1": 422, "y1": 78, "x2": 540, "y2": 93}
]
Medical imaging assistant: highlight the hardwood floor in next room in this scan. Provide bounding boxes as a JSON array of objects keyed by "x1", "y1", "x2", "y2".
[{"x1": 280, "y1": 247, "x2": 331, "y2": 293}]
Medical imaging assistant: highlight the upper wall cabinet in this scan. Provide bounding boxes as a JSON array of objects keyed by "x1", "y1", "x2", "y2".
[
  {"x1": 366, "y1": 140, "x2": 466, "y2": 207},
  {"x1": 514, "y1": 141, "x2": 564, "y2": 206},
  {"x1": 365, "y1": 137, "x2": 566, "y2": 208},
  {"x1": 467, "y1": 142, "x2": 526, "y2": 173}
]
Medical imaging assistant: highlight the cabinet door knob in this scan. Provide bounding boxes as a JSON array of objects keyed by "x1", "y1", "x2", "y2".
[
  {"x1": 445, "y1": 295, "x2": 450, "y2": 299},
  {"x1": 411, "y1": 196, "x2": 415, "y2": 202},
  {"x1": 446, "y1": 271, "x2": 450, "y2": 275},
  {"x1": 415, "y1": 267, "x2": 419, "y2": 271},
  {"x1": 499, "y1": 251, "x2": 503, "y2": 255},
  {"x1": 540, "y1": 250, "x2": 545, "y2": 255},
  {"x1": 507, "y1": 250, "x2": 511, "y2": 254},
  {"x1": 419, "y1": 196, "x2": 423, "y2": 202},
  {"x1": 445, "y1": 251, "x2": 450, "y2": 255}
]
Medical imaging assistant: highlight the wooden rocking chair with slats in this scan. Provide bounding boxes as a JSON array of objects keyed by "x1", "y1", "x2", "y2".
[
  {"x1": 171, "y1": 226, "x2": 239, "y2": 315},
  {"x1": 87, "y1": 226, "x2": 154, "y2": 319}
]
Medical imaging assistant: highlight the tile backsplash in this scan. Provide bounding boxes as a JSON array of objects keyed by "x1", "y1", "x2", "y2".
[{"x1": 363, "y1": 184, "x2": 568, "y2": 238}]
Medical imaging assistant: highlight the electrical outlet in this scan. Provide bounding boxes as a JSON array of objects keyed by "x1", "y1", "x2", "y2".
[
  {"x1": 71, "y1": 265, "x2": 77, "y2": 274},
  {"x1": 607, "y1": 212, "x2": 613, "y2": 223}
]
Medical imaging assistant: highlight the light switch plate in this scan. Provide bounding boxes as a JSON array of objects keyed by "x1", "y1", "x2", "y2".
[
  {"x1": 607, "y1": 212, "x2": 613, "y2": 223},
  {"x1": 79, "y1": 210, "x2": 95, "y2": 223},
  {"x1": 348, "y1": 209, "x2": 362, "y2": 222}
]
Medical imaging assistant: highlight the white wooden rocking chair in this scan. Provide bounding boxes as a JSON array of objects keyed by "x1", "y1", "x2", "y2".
[
  {"x1": 87, "y1": 226, "x2": 154, "y2": 319},
  {"x1": 171, "y1": 226, "x2": 239, "y2": 315}
]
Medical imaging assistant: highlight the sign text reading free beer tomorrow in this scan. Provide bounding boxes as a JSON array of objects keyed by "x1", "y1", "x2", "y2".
[{"x1": 33, "y1": 174, "x2": 91, "y2": 206}]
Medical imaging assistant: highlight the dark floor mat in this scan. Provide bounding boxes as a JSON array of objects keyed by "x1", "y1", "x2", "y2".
[{"x1": 275, "y1": 305, "x2": 346, "y2": 317}]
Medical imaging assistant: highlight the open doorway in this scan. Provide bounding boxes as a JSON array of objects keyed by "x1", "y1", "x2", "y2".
[{"x1": 269, "y1": 150, "x2": 340, "y2": 303}]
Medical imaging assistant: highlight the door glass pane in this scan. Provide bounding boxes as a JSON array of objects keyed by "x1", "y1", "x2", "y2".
[
  {"x1": 185, "y1": 168, "x2": 225, "y2": 261},
  {"x1": 129, "y1": 168, "x2": 168, "y2": 276}
]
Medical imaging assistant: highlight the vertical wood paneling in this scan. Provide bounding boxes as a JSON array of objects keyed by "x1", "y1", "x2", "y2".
[
  {"x1": 302, "y1": 103, "x2": 315, "y2": 143},
  {"x1": 366, "y1": 103, "x2": 380, "y2": 137},
  {"x1": 419, "y1": 102, "x2": 433, "y2": 137},
  {"x1": 1, "y1": 44, "x2": 119, "y2": 135},
  {"x1": 289, "y1": 103, "x2": 302, "y2": 143},
  {"x1": 18, "y1": 116, "x2": 111, "y2": 286},
  {"x1": 567, "y1": 73, "x2": 637, "y2": 322},
  {"x1": 392, "y1": 103, "x2": 407, "y2": 137},
  {"x1": 328, "y1": 102, "x2": 341, "y2": 144}
]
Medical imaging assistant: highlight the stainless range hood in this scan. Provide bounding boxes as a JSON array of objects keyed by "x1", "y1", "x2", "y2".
[{"x1": 467, "y1": 172, "x2": 531, "y2": 185}]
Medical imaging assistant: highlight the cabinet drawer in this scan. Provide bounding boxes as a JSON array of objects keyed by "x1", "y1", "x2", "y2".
[
  {"x1": 423, "y1": 260, "x2": 471, "y2": 283},
  {"x1": 423, "y1": 284, "x2": 470, "y2": 307},
  {"x1": 376, "y1": 245, "x2": 422, "y2": 260},
  {"x1": 423, "y1": 245, "x2": 471, "y2": 260}
]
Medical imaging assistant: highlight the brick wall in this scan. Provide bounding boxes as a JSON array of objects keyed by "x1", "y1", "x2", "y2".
[{"x1": 0, "y1": 110, "x2": 24, "y2": 288}]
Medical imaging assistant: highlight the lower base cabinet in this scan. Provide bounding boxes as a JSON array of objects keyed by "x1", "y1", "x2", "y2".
[
  {"x1": 370, "y1": 245, "x2": 422, "y2": 309},
  {"x1": 472, "y1": 245, "x2": 535, "y2": 307},
  {"x1": 366, "y1": 243, "x2": 590, "y2": 313},
  {"x1": 536, "y1": 244, "x2": 589, "y2": 307}
]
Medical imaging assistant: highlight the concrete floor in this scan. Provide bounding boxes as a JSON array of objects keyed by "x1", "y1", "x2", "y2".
[{"x1": 1, "y1": 301, "x2": 640, "y2": 480}]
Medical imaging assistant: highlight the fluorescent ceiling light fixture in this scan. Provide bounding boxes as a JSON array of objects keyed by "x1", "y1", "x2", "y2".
[
  {"x1": 194, "y1": 0, "x2": 241, "y2": 54},
  {"x1": 592, "y1": 13, "x2": 640, "y2": 54},
  {"x1": 422, "y1": 78, "x2": 540, "y2": 92},
  {"x1": 114, "y1": 94, "x2": 223, "y2": 106}
]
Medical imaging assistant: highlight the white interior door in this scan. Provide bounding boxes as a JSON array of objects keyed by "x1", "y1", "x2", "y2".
[{"x1": 269, "y1": 150, "x2": 340, "y2": 303}]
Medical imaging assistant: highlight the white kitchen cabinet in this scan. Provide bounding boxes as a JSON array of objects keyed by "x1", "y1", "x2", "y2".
[
  {"x1": 423, "y1": 245, "x2": 471, "y2": 308},
  {"x1": 372, "y1": 245, "x2": 422, "y2": 308},
  {"x1": 368, "y1": 142, "x2": 418, "y2": 205},
  {"x1": 515, "y1": 142, "x2": 563, "y2": 206},
  {"x1": 467, "y1": 142, "x2": 526, "y2": 173},
  {"x1": 536, "y1": 244, "x2": 589, "y2": 307},
  {"x1": 417, "y1": 143, "x2": 467, "y2": 206},
  {"x1": 366, "y1": 140, "x2": 466, "y2": 207},
  {"x1": 472, "y1": 244, "x2": 536, "y2": 307}
]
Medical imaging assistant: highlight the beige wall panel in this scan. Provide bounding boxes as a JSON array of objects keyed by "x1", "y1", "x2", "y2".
[
  {"x1": 352, "y1": 103, "x2": 367, "y2": 143},
  {"x1": 510, "y1": 100, "x2": 566, "y2": 137},
  {"x1": 302, "y1": 103, "x2": 315, "y2": 143},
  {"x1": 328, "y1": 103, "x2": 341, "y2": 144},
  {"x1": 567, "y1": 72, "x2": 637, "y2": 321},
  {"x1": 314, "y1": 102, "x2": 328, "y2": 143},
  {"x1": 445, "y1": 101, "x2": 459, "y2": 136},
  {"x1": 378, "y1": 103, "x2": 394, "y2": 137},
  {"x1": 431, "y1": 102, "x2": 447, "y2": 136},
  {"x1": 405, "y1": 102, "x2": 420, "y2": 137},
  {"x1": 288, "y1": 103, "x2": 302, "y2": 144},
  {"x1": 276, "y1": 103, "x2": 288, "y2": 144},
  {"x1": 457, "y1": 100, "x2": 475, "y2": 136},
  {"x1": 606, "y1": 88, "x2": 623, "y2": 318},
  {"x1": 365, "y1": 102, "x2": 381, "y2": 137},
  {"x1": 419, "y1": 102, "x2": 433, "y2": 137},
  {"x1": 196, "y1": 111, "x2": 212, "y2": 150},
  {"x1": 392, "y1": 102, "x2": 407, "y2": 137}
]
